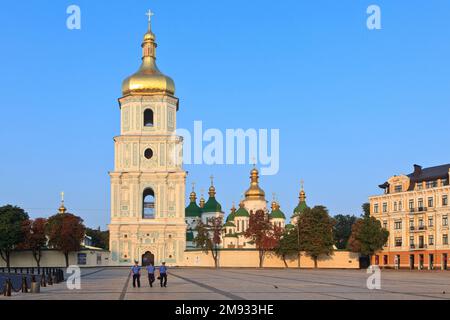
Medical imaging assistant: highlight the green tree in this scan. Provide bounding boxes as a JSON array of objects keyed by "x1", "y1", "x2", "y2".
[
  {"x1": 85, "y1": 227, "x2": 109, "y2": 250},
  {"x1": 298, "y1": 206, "x2": 335, "y2": 268},
  {"x1": 362, "y1": 203, "x2": 371, "y2": 218},
  {"x1": 348, "y1": 215, "x2": 389, "y2": 263},
  {"x1": 0, "y1": 205, "x2": 29, "y2": 269},
  {"x1": 274, "y1": 227, "x2": 299, "y2": 268},
  {"x1": 193, "y1": 217, "x2": 223, "y2": 268},
  {"x1": 333, "y1": 214, "x2": 357, "y2": 249},
  {"x1": 46, "y1": 213, "x2": 86, "y2": 267}
]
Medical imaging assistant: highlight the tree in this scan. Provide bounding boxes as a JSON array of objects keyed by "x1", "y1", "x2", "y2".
[
  {"x1": 298, "y1": 206, "x2": 335, "y2": 268},
  {"x1": 193, "y1": 217, "x2": 223, "y2": 268},
  {"x1": 244, "y1": 210, "x2": 282, "y2": 268},
  {"x1": 274, "y1": 227, "x2": 299, "y2": 268},
  {"x1": 46, "y1": 213, "x2": 86, "y2": 267},
  {"x1": 0, "y1": 205, "x2": 29, "y2": 269},
  {"x1": 85, "y1": 227, "x2": 109, "y2": 250},
  {"x1": 17, "y1": 218, "x2": 47, "y2": 267},
  {"x1": 362, "y1": 203, "x2": 371, "y2": 218},
  {"x1": 348, "y1": 215, "x2": 389, "y2": 263},
  {"x1": 333, "y1": 214, "x2": 357, "y2": 249}
]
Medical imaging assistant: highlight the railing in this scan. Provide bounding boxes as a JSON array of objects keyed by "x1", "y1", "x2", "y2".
[{"x1": 0, "y1": 267, "x2": 65, "y2": 297}]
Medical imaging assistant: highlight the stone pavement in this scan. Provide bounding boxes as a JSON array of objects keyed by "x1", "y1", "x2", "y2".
[{"x1": 2, "y1": 267, "x2": 450, "y2": 300}]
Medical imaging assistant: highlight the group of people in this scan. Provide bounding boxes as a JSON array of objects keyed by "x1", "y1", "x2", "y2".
[{"x1": 130, "y1": 261, "x2": 168, "y2": 288}]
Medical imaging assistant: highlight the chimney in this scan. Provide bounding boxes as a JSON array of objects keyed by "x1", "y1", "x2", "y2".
[{"x1": 413, "y1": 164, "x2": 422, "y2": 176}]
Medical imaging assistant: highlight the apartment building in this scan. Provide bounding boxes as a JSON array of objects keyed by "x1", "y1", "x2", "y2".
[{"x1": 370, "y1": 164, "x2": 450, "y2": 270}]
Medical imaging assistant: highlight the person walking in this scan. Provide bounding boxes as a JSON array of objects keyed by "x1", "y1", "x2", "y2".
[
  {"x1": 146, "y1": 263, "x2": 156, "y2": 287},
  {"x1": 131, "y1": 261, "x2": 141, "y2": 288},
  {"x1": 159, "y1": 262, "x2": 168, "y2": 288}
]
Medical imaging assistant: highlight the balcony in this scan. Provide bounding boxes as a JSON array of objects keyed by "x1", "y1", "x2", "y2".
[
  {"x1": 418, "y1": 207, "x2": 427, "y2": 212},
  {"x1": 410, "y1": 226, "x2": 427, "y2": 232},
  {"x1": 410, "y1": 244, "x2": 427, "y2": 250}
]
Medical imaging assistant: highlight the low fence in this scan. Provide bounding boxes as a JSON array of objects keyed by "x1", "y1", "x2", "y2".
[{"x1": 0, "y1": 267, "x2": 65, "y2": 296}]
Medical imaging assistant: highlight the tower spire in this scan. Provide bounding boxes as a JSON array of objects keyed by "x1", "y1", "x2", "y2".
[
  {"x1": 145, "y1": 9, "x2": 154, "y2": 32},
  {"x1": 58, "y1": 191, "x2": 67, "y2": 214}
]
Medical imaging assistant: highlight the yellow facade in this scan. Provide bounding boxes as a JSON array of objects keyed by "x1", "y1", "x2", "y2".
[{"x1": 370, "y1": 164, "x2": 450, "y2": 270}]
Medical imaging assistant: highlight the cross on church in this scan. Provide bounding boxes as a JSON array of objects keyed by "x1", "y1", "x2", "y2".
[
  {"x1": 210, "y1": 175, "x2": 214, "y2": 186},
  {"x1": 145, "y1": 9, "x2": 154, "y2": 30},
  {"x1": 191, "y1": 182, "x2": 196, "y2": 192},
  {"x1": 61, "y1": 191, "x2": 65, "y2": 202},
  {"x1": 301, "y1": 179, "x2": 304, "y2": 190}
]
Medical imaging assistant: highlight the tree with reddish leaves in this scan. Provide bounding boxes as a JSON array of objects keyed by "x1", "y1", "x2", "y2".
[
  {"x1": 46, "y1": 213, "x2": 86, "y2": 267},
  {"x1": 17, "y1": 218, "x2": 47, "y2": 267},
  {"x1": 193, "y1": 216, "x2": 223, "y2": 268},
  {"x1": 244, "y1": 210, "x2": 282, "y2": 268}
]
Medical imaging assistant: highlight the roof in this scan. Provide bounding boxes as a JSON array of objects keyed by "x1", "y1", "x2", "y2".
[
  {"x1": 379, "y1": 164, "x2": 450, "y2": 191},
  {"x1": 235, "y1": 206, "x2": 249, "y2": 217},
  {"x1": 226, "y1": 211, "x2": 236, "y2": 222},
  {"x1": 270, "y1": 208, "x2": 286, "y2": 219},
  {"x1": 293, "y1": 200, "x2": 308, "y2": 215},
  {"x1": 185, "y1": 201, "x2": 202, "y2": 217},
  {"x1": 407, "y1": 163, "x2": 450, "y2": 182},
  {"x1": 202, "y1": 196, "x2": 222, "y2": 213}
]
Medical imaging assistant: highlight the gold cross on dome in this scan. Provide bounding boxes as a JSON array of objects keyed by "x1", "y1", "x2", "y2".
[
  {"x1": 145, "y1": 9, "x2": 154, "y2": 30},
  {"x1": 191, "y1": 182, "x2": 196, "y2": 192},
  {"x1": 60, "y1": 191, "x2": 65, "y2": 202},
  {"x1": 210, "y1": 175, "x2": 214, "y2": 186},
  {"x1": 301, "y1": 179, "x2": 304, "y2": 190}
]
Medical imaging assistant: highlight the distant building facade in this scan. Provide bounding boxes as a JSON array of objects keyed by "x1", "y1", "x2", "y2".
[{"x1": 370, "y1": 164, "x2": 450, "y2": 270}]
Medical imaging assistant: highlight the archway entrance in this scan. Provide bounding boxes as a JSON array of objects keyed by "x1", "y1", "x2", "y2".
[{"x1": 142, "y1": 251, "x2": 155, "y2": 267}]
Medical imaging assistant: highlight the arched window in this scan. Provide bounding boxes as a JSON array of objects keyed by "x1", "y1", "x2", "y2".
[
  {"x1": 143, "y1": 188, "x2": 155, "y2": 219},
  {"x1": 144, "y1": 109, "x2": 154, "y2": 127}
]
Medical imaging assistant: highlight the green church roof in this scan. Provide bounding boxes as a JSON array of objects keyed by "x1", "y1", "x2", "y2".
[
  {"x1": 270, "y1": 208, "x2": 286, "y2": 219},
  {"x1": 185, "y1": 201, "x2": 202, "y2": 217},
  {"x1": 203, "y1": 196, "x2": 222, "y2": 213},
  {"x1": 226, "y1": 212, "x2": 235, "y2": 222},
  {"x1": 293, "y1": 200, "x2": 308, "y2": 215},
  {"x1": 235, "y1": 205, "x2": 249, "y2": 217},
  {"x1": 285, "y1": 224, "x2": 295, "y2": 229}
]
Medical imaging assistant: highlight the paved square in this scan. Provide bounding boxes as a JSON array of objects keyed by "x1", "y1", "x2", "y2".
[{"x1": 2, "y1": 267, "x2": 450, "y2": 300}]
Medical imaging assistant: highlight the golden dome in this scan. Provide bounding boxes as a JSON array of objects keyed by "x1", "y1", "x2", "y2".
[
  {"x1": 244, "y1": 167, "x2": 266, "y2": 201},
  {"x1": 122, "y1": 22, "x2": 175, "y2": 96}
]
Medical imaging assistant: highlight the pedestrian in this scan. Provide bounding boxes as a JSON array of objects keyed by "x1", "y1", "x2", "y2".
[
  {"x1": 159, "y1": 262, "x2": 168, "y2": 288},
  {"x1": 147, "y1": 262, "x2": 155, "y2": 287},
  {"x1": 131, "y1": 260, "x2": 141, "y2": 288}
]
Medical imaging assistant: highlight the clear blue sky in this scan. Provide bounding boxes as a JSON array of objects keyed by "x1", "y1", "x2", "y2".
[{"x1": 1, "y1": 1, "x2": 450, "y2": 229}]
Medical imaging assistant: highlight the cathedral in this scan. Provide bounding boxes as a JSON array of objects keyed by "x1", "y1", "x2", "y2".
[
  {"x1": 185, "y1": 167, "x2": 309, "y2": 249},
  {"x1": 108, "y1": 14, "x2": 308, "y2": 266}
]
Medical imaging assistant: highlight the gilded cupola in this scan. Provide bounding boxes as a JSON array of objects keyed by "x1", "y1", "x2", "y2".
[
  {"x1": 122, "y1": 11, "x2": 175, "y2": 97},
  {"x1": 244, "y1": 167, "x2": 266, "y2": 201}
]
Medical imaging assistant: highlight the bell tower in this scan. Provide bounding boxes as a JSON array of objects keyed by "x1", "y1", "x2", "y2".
[{"x1": 109, "y1": 11, "x2": 186, "y2": 266}]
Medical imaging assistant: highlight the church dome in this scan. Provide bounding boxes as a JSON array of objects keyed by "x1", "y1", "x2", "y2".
[
  {"x1": 235, "y1": 202, "x2": 250, "y2": 217},
  {"x1": 244, "y1": 167, "x2": 266, "y2": 201},
  {"x1": 122, "y1": 23, "x2": 175, "y2": 96}
]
